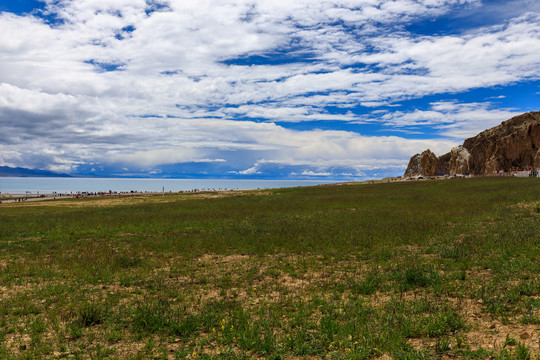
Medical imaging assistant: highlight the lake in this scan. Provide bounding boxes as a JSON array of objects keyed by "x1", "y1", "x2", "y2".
[{"x1": 0, "y1": 177, "x2": 340, "y2": 194}]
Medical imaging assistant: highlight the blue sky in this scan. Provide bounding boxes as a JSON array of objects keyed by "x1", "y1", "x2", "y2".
[{"x1": 0, "y1": 0, "x2": 539, "y2": 179}]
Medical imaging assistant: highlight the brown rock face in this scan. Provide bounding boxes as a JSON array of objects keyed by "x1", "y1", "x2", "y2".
[
  {"x1": 448, "y1": 146, "x2": 471, "y2": 175},
  {"x1": 404, "y1": 153, "x2": 422, "y2": 177},
  {"x1": 404, "y1": 111, "x2": 540, "y2": 177},
  {"x1": 419, "y1": 149, "x2": 438, "y2": 176},
  {"x1": 464, "y1": 112, "x2": 540, "y2": 175},
  {"x1": 435, "y1": 152, "x2": 450, "y2": 176},
  {"x1": 404, "y1": 149, "x2": 437, "y2": 176}
]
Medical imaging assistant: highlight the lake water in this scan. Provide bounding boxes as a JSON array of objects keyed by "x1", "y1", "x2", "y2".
[{"x1": 0, "y1": 177, "x2": 340, "y2": 194}]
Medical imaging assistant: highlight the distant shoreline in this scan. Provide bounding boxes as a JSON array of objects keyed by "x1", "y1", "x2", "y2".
[
  {"x1": 0, "y1": 177, "x2": 344, "y2": 197},
  {"x1": 0, "y1": 189, "x2": 224, "y2": 204}
]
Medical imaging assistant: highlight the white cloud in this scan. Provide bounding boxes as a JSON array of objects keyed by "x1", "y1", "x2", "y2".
[
  {"x1": 230, "y1": 165, "x2": 261, "y2": 175},
  {"x1": 376, "y1": 101, "x2": 519, "y2": 138},
  {"x1": 109, "y1": 148, "x2": 227, "y2": 167},
  {"x1": 301, "y1": 170, "x2": 332, "y2": 176},
  {"x1": 0, "y1": 0, "x2": 538, "y2": 177}
]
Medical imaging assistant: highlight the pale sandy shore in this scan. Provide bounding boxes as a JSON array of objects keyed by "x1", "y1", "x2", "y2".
[{"x1": 0, "y1": 188, "x2": 245, "y2": 204}]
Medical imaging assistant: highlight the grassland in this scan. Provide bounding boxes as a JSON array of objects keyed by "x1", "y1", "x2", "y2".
[{"x1": 0, "y1": 177, "x2": 538, "y2": 359}]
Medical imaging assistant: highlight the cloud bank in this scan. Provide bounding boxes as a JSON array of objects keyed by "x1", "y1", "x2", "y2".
[{"x1": 0, "y1": 0, "x2": 539, "y2": 178}]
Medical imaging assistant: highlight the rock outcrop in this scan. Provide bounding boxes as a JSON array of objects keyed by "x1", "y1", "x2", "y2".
[
  {"x1": 448, "y1": 146, "x2": 471, "y2": 175},
  {"x1": 435, "y1": 152, "x2": 450, "y2": 176},
  {"x1": 404, "y1": 153, "x2": 422, "y2": 177},
  {"x1": 404, "y1": 111, "x2": 540, "y2": 177},
  {"x1": 404, "y1": 149, "x2": 438, "y2": 176},
  {"x1": 463, "y1": 112, "x2": 540, "y2": 175}
]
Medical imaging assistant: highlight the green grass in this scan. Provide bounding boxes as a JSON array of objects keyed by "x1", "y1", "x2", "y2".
[{"x1": 0, "y1": 177, "x2": 539, "y2": 359}]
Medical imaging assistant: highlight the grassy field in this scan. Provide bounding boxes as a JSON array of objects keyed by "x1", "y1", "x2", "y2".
[{"x1": 0, "y1": 177, "x2": 538, "y2": 359}]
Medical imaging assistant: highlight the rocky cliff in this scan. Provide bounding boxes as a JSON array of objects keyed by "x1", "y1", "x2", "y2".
[
  {"x1": 404, "y1": 149, "x2": 437, "y2": 177},
  {"x1": 434, "y1": 152, "x2": 450, "y2": 176},
  {"x1": 463, "y1": 112, "x2": 540, "y2": 174},
  {"x1": 448, "y1": 146, "x2": 471, "y2": 175},
  {"x1": 404, "y1": 111, "x2": 540, "y2": 177}
]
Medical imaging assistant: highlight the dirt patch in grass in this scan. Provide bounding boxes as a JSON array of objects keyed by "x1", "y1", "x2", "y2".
[
  {"x1": 0, "y1": 280, "x2": 54, "y2": 300},
  {"x1": 408, "y1": 337, "x2": 437, "y2": 352},
  {"x1": 467, "y1": 267, "x2": 493, "y2": 281},
  {"x1": 467, "y1": 320, "x2": 539, "y2": 351},
  {"x1": 198, "y1": 254, "x2": 252, "y2": 265},
  {"x1": 511, "y1": 201, "x2": 539, "y2": 211}
]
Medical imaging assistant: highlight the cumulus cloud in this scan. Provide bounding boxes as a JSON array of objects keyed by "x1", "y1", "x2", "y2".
[
  {"x1": 301, "y1": 170, "x2": 332, "y2": 177},
  {"x1": 109, "y1": 148, "x2": 226, "y2": 167},
  {"x1": 374, "y1": 101, "x2": 519, "y2": 138}
]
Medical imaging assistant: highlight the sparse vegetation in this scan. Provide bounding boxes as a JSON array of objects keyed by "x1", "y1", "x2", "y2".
[{"x1": 0, "y1": 177, "x2": 538, "y2": 358}]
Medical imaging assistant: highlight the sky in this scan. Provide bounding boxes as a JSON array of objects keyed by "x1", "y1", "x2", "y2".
[{"x1": 0, "y1": 0, "x2": 539, "y2": 179}]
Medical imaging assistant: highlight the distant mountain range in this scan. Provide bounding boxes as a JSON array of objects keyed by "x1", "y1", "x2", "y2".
[{"x1": 0, "y1": 166, "x2": 72, "y2": 177}]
